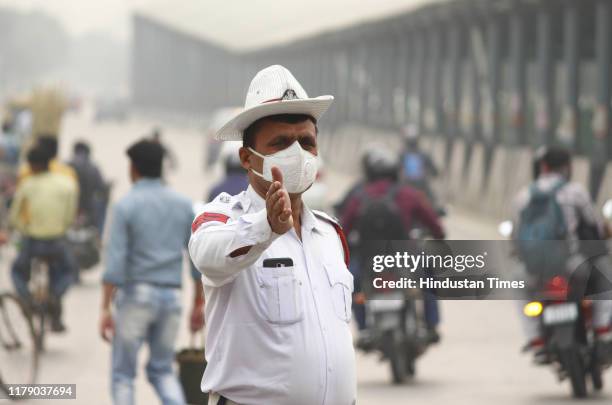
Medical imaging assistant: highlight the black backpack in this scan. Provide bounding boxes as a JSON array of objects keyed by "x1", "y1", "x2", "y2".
[{"x1": 353, "y1": 185, "x2": 406, "y2": 248}]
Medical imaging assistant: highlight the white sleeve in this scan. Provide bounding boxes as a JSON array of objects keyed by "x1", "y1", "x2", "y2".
[{"x1": 188, "y1": 208, "x2": 280, "y2": 287}]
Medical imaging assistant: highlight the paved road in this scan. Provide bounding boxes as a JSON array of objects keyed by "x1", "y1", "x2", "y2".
[{"x1": 1, "y1": 110, "x2": 611, "y2": 404}]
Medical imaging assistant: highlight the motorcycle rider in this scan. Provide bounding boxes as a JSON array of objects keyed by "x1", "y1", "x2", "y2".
[
  {"x1": 512, "y1": 146, "x2": 612, "y2": 362},
  {"x1": 340, "y1": 146, "x2": 445, "y2": 343},
  {"x1": 334, "y1": 150, "x2": 385, "y2": 333},
  {"x1": 68, "y1": 141, "x2": 108, "y2": 233},
  {"x1": 399, "y1": 124, "x2": 439, "y2": 205}
]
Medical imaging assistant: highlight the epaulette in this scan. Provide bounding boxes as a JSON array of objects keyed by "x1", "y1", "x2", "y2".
[{"x1": 312, "y1": 210, "x2": 341, "y2": 227}]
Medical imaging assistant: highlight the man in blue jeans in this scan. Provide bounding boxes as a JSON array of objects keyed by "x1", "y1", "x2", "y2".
[{"x1": 99, "y1": 139, "x2": 204, "y2": 405}]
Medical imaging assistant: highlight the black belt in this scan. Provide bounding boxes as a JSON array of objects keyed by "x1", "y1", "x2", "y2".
[{"x1": 217, "y1": 396, "x2": 227, "y2": 405}]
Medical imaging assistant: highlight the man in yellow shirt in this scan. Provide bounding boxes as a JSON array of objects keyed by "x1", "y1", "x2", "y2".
[
  {"x1": 10, "y1": 146, "x2": 78, "y2": 332},
  {"x1": 17, "y1": 135, "x2": 78, "y2": 185}
]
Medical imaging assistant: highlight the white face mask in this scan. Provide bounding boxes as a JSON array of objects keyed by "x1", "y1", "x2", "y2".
[{"x1": 248, "y1": 141, "x2": 318, "y2": 194}]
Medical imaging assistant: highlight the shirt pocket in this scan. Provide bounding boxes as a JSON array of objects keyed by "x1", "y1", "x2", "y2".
[
  {"x1": 256, "y1": 265, "x2": 304, "y2": 325},
  {"x1": 324, "y1": 260, "x2": 354, "y2": 323}
]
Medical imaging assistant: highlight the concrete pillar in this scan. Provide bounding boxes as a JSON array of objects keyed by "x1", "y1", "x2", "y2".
[
  {"x1": 429, "y1": 26, "x2": 443, "y2": 135},
  {"x1": 509, "y1": 6, "x2": 527, "y2": 146},
  {"x1": 536, "y1": 5, "x2": 555, "y2": 147},
  {"x1": 559, "y1": 0, "x2": 580, "y2": 149},
  {"x1": 482, "y1": 14, "x2": 501, "y2": 184},
  {"x1": 592, "y1": 0, "x2": 612, "y2": 200},
  {"x1": 484, "y1": 15, "x2": 501, "y2": 145},
  {"x1": 400, "y1": 32, "x2": 413, "y2": 127},
  {"x1": 355, "y1": 41, "x2": 369, "y2": 125},
  {"x1": 414, "y1": 30, "x2": 427, "y2": 133},
  {"x1": 364, "y1": 37, "x2": 377, "y2": 126},
  {"x1": 446, "y1": 22, "x2": 462, "y2": 140}
]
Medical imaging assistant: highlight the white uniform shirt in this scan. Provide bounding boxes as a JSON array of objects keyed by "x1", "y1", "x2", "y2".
[{"x1": 189, "y1": 186, "x2": 356, "y2": 405}]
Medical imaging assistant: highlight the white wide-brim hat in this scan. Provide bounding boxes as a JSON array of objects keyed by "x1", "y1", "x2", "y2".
[{"x1": 215, "y1": 65, "x2": 334, "y2": 141}]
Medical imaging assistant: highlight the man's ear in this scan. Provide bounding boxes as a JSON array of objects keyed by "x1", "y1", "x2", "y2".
[
  {"x1": 129, "y1": 162, "x2": 140, "y2": 180},
  {"x1": 239, "y1": 147, "x2": 251, "y2": 170}
]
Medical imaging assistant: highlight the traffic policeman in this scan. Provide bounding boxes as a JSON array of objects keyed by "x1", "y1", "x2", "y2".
[{"x1": 189, "y1": 65, "x2": 356, "y2": 405}]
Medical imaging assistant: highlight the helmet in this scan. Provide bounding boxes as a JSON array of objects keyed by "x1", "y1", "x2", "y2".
[
  {"x1": 362, "y1": 146, "x2": 399, "y2": 181},
  {"x1": 401, "y1": 124, "x2": 419, "y2": 149},
  {"x1": 401, "y1": 124, "x2": 419, "y2": 141},
  {"x1": 532, "y1": 145, "x2": 572, "y2": 180}
]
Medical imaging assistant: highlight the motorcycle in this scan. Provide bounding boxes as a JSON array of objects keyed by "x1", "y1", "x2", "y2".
[
  {"x1": 525, "y1": 274, "x2": 606, "y2": 398},
  {"x1": 498, "y1": 198, "x2": 612, "y2": 398},
  {"x1": 358, "y1": 288, "x2": 431, "y2": 384},
  {"x1": 356, "y1": 216, "x2": 445, "y2": 384}
]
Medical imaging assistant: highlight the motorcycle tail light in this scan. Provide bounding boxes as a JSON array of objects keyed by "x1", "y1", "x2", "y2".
[
  {"x1": 524, "y1": 301, "x2": 543, "y2": 317},
  {"x1": 543, "y1": 276, "x2": 569, "y2": 301}
]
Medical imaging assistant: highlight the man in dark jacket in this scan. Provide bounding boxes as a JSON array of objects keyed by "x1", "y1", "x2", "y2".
[
  {"x1": 68, "y1": 141, "x2": 107, "y2": 232},
  {"x1": 340, "y1": 146, "x2": 445, "y2": 342}
]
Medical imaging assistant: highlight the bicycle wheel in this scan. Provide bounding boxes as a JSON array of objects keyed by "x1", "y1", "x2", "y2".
[
  {"x1": 29, "y1": 258, "x2": 49, "y2": 351},
  {"x1": 0, "y1": 292, "x2": 39, "y2": 397}
]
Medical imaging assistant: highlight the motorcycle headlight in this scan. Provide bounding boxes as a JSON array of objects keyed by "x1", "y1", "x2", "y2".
[{"x1": 523, "y1": 301, "x2": 543, "y2": 317}]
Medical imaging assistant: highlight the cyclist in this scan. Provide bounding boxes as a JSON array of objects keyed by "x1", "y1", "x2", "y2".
[{"x1": 9, "y1": 146, "x2": 78, "y2": 332}]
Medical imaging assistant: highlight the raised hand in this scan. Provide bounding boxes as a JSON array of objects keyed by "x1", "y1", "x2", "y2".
[{"x1": 266, "y1": 166, "x2": 293, "y2": 235}]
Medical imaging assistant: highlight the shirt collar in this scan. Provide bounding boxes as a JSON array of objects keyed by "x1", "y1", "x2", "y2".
[
  {"x1": 537, "y1": 172, "x2": 565, "y2": 186},
  {"x1": 237, "y1": 185, "x2": 324, "y2": 234},
  {"x1": 302, "y1": 205, "x2": 325, "y2": 234},
  {"x1": 539, "y1": 172, "x2": 564, "y2": 181},
  {"x1": 134, "y1": 178, "x2": 163, "y2": 188}
]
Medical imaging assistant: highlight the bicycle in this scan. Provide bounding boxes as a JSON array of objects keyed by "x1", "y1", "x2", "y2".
[
  {"x1": 0, "y1": 291, "x2": 39, "y2": 399},
  {"x1": 28, "y1": 255, "x2": 54, "y2": 351}
]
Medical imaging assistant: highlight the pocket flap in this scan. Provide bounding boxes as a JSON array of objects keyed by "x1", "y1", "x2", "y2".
[{"x1": 323, "y1": 261, "x2": 354, "y2": 293}]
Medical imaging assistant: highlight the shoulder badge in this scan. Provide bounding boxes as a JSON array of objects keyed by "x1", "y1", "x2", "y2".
[{"x1": 219, "y1": 194, "x2": 232, "y2": 204}]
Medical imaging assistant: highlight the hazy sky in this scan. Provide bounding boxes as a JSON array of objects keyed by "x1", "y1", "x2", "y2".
[
  {"x1": 0, "y1": 0, "x2": 444, "y2": 48},
  {"x1": 0, "y1": 0, "x2": 155, "y2": 40}
]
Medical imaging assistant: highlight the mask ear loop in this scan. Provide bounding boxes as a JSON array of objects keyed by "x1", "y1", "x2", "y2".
[
  {"x1": 250, "y1": 167, "x2": 266, "y2": 179},
  {"x1": 247, "y1": 147, "x2": 266, "y2": 178},
  {"x1": 248, "y1": 147, "x2": 265, "y2": 159}
]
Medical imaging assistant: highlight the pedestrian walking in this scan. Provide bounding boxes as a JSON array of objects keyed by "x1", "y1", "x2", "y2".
[{"x1": 99, "y1": 139, "x2": 204, "y2": 405}]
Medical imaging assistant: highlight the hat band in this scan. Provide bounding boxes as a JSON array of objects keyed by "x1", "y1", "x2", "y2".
[{"x1": 261, "y1": 97, "x2": 284, "y2": 104}]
